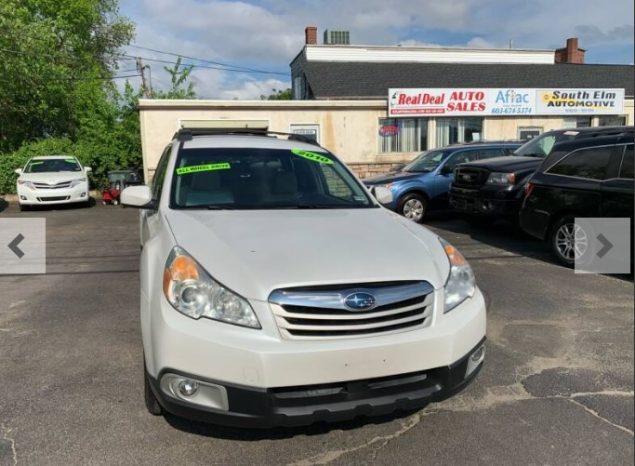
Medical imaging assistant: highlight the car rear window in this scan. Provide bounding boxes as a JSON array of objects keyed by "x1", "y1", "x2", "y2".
[
  {"x1": 546, "y1": 146, "x2": 613, "y2": 180},
  {"x1": 170, "y1": 147, "x2": 374, "y2": 209},
  {"x1": 619, "y1": 145, "x2": 634, "y2": 179}
]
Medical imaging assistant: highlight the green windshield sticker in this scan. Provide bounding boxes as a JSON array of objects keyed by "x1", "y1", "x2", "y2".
[
  {"x1": 176, "y1": 162, "x2": 231, "y2": 176},
  {"x1": 291, "y1": 149, "x2": 333, "y2": 164},
  {"x1": 29, "y1": 161, "x2": 44, "y2": 166},
  {"x1": 65, "y1": 158, "x2": 77, "y2": 162}
]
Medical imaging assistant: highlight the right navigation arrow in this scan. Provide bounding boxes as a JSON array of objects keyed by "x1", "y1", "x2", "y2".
[{"x1": 596, "y1": 233, "x2": 613, "y2": 258}]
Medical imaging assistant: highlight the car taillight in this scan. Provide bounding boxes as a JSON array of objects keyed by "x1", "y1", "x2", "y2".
[{"x1": 524, "y1": 182, "x2": 535, "y2": 197}]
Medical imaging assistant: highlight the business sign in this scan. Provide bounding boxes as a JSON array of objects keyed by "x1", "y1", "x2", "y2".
[
  {"x1": 536, "y1": 89, "x2": 624, "y2": 115},
  {"x1": 388, "y1": 88, "x2": 624, "y2": 117}
]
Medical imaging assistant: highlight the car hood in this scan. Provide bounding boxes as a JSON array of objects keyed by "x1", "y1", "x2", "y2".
[
  {"x1": 165, "y1": 208, "x2": 449, "y2": 300},
  {"x1": 365, "y1": 171, "x2": 424, "y2": 184},
  {"x1": 18, "y1": 172, "x2": 85, "y2": 183},
  {"x1": 460, "y1": 156, "x2": 542, "y2": 172}
]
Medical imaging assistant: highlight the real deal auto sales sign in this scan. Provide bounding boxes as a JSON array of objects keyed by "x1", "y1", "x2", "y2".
[{"x1": 389, "y1": 89, "x2": 489, "y2": 116}]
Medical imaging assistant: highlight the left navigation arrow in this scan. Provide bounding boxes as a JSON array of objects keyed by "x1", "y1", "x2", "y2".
[{"x1": 8, "y1": 233, "x2": 25, "y2": 258}]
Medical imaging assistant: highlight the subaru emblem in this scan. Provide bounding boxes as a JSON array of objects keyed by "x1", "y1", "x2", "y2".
[{"x1": 344, "y1": 292, "x2": 376, "y2": 311}]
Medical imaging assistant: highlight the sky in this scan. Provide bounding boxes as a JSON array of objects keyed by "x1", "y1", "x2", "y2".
[{"x1": 118, "y1": 0, "x2": 635, "y2": 99}]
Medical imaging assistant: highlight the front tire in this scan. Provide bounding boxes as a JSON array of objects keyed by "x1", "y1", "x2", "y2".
[
  {"x1": 19, "y1": 204, "x2": 29, "y2": 212},
  {"x1": 398, "y1": 193, "x2": 427, "y2": 223},
  {"x1": 144, "y1": 362, "x2": 162, "y2": 416},
  {"x1": 550, "y1": 215, "x2": 588, "y2": 268}
]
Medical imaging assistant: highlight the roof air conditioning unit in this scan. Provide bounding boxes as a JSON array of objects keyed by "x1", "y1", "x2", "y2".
[{"x1": 323, "y1": 30, "x2": 350, "y2": 45}]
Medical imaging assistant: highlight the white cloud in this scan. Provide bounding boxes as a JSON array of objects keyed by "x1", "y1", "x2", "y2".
[
  {"x1": 119, "y1": 0, "x2": 634, "y2": 98},
  {"x1": 220, "y1": 78, "x2": 291, "y2": 100}
]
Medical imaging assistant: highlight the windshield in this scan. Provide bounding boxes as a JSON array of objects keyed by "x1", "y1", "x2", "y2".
[
  {"x1": 170, "y1": 147, "x2": 375, "y2": 209},
  {"x1": 402, "y1": 150, "x2": 451, "y2": 173},
  {"x1": 25, "y1": 158, "x2": 81, "y2": 173},
  {"x1": 515, "y1": 131, "x2": 578, "y2": 158}
]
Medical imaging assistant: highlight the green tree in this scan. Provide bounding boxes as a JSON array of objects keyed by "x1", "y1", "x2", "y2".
[
  {"x1": 262, "y1": 88, "x2": 292, "y2": 100},
  {"x1": 0, "y1": 0, "x2": 134, "y2": 152},
  {"x1": 154, "y1": 57, "x2": 196, "y2": 99}
]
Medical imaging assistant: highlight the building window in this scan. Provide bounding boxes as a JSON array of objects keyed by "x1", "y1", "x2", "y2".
[
  {"x1": 598, "y1": 116, "x2": 627, "y2": 126},
  {"x1": 435, "y1": 118, "x2": 482, "y2": 147},
  {"x1": 293, "y1": 76, "x2": 304, "y2": 100},
  {"x1": 518, "y1": 127, "x2": 543, "y2": 140},
  {"x1": 563, "y1": 117, "x2": 592, "y2": 128},
  {"x1": 378, "y1": 118, "x2": 428, "y2": 153}
]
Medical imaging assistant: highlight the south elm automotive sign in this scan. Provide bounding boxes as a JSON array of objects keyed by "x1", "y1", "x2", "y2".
[
  {"x1": 388, "y1": 88, "x2": 624, "y2": 117},
  {"x1": 536, "y1": 89, "x2": 624, "y2": 115}
]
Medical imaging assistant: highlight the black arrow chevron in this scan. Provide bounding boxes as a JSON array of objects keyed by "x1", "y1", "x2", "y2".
[{"x1": 8, "y1": 233, "x2": 25, "y2": 258}]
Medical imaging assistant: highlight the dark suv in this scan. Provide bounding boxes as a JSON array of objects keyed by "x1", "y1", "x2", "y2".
[
  {"x1": 519, "y1": 128, "x2": 633, "y2": 267},
  {"x1": 449, "y1": 127, "x2": 632, "y2": 224}
]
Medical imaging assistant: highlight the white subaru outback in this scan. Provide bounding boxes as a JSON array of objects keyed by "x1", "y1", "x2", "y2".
[{"x1": 121, "y1": 129, "x2": 486, "y2": 428}]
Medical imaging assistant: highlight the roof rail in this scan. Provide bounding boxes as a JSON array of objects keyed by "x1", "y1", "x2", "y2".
[{"x1": 174, "y1": 127, "x2": 323, "y2": 147}]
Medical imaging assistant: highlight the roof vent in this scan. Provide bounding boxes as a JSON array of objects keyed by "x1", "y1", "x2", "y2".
[{"x1": 323, "y1": 30, "x2": 350, "y2": 45}]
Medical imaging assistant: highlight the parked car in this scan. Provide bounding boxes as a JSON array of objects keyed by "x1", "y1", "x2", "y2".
[
  {"x1": 15, "y1": 155, "x2": 92, "y2": 211},
  {"x1": 364, "y1": 142, "x2": 521, "y2": 223},
  {"x1": 519, "y1": 129, "x2": 633, "y2": 267},
  {"x1": 121, "y1": 128, "x2": 486, "y2": 428},
  {"x1": 449, "y1": 127, "x2": 632, "y2": 225}
]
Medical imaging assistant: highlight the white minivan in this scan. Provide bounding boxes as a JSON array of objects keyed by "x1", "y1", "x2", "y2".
[{"x1": 122, "y1": 129, "x2": 486, "y2": 428}]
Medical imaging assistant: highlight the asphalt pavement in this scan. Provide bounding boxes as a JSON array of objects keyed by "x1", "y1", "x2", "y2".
[{"x1": 0, "y1": 202, "x2": 633, "y2": 465}]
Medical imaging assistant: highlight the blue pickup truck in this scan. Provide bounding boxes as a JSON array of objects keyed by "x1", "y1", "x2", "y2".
[{"x1": 365, "y1": 142, "x2": 521, "y2": 222}]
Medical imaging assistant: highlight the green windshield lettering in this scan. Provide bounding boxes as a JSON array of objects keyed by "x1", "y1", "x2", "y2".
[
  {"x1": 291, "y1": 149, "x2": 333, "y2": 164},
  {"x1": 176, "y1": 162, "x2": 231, "y2": 175}
]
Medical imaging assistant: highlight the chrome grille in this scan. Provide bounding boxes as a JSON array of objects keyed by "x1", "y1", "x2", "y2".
[
  {"x1": 269, "y1": 281, "x2": 434, "y2": 339},
  {"x1": 33, "y1": 181, "x2": 72, "y2": 190}
]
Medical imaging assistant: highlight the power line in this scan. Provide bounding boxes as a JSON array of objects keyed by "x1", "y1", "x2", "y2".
[
  {"x1": 128, "y1": 44, "x2": 287, "y2": 76},
  {"x1": 114, "y1": 52, "x2": 289, "y2": 77}
]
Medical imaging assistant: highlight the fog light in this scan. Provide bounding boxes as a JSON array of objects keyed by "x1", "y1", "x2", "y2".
[
  {"x1": 160, "y1": 373, "x2": 229, "y2": 411},
  {"x1": 465, "y1": 343, "x2": 485, "y2": 378},
  {"x1": 178, "y1": 379, "x2": 198, "y2": 396},
  {"x1": 471, "y1": 345, "x2": 485, "y2": 363},
  {"x1": 80, "y1": 192, "x2": 87, "y2": 198},
  {"x1": 20, "y1": 195, "x2": 27, "y2": 200}
]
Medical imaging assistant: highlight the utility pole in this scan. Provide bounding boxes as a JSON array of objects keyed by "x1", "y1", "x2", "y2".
[{"x1": 136, "y1": 57, "x2": 152, "y2": 98}]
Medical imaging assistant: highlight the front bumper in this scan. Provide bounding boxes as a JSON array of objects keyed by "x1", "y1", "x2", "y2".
[
  {"x1": 144, "y1": 287, "x2": 486, "y2": 427},
  {"x1": 17, "y1": 183, "x2": 89, "y2": 205},
  {"x1": 449, "y1": 187, "x2": 520, "y2": 217},
  {"x1": 149, "y1": 338, "x2": 485, "y2": 428}
]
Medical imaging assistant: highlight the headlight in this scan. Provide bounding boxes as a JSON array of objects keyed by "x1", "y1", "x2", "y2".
[
  {"x1": 163, "y1": 247, "x2": 261, "y2": 329},
  {"x1": 17, "y1": 180, "x2": 35, "y2": 189},
  {"x1": 440, "y1": 238, "x2": 475, "y2": 312},
  {"x1": 486, "y1": 172, "x2": 516, "y2": 186},
  {"x1": 69, "y1": 178, "x2": 86, "y2": 187}
]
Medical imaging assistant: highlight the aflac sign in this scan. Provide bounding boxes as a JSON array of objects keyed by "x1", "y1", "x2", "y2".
[{"x1": 489, "y1": 89, "x2": 534, "y2": 115}]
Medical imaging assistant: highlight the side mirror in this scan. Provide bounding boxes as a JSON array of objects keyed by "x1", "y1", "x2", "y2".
[
  {"x1": 84, "y1": 167, "x2": 92, "y2": 173},
  {"x1": 14, "y1": 168, "x2": 22, "y2": 175},
  {"x1": 121, "y1": 185, "x2": 154, "y2": 208},
  {"x1": 373, "y1": 186, "x2": 393, "y2": 205}
]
